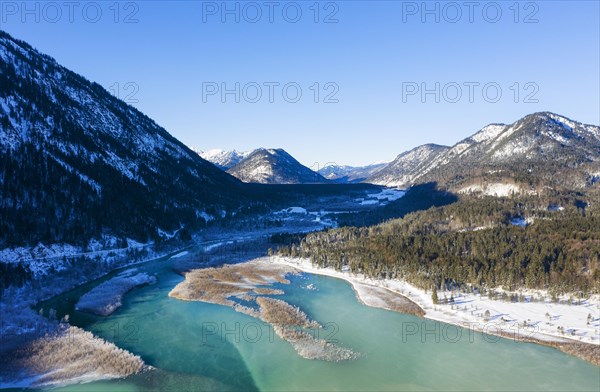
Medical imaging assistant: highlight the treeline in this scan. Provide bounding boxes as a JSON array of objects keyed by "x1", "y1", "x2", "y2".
[
  {"x1": 335, "y1": 182, "x2": 458, "y2": 227},
  {"x1": 0, "y1": 262, "x2": 32, "y2": 290},
  {"x1": 277, "y1": 195, "x2": 600, "y2": 295}
]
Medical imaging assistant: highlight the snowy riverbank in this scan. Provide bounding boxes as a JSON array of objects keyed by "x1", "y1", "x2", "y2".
[
  {"x1": 0, "y1": 247, "x2": 185, "y2": 390},
  {"x1": 76, "y1": 269, "x2": 157, "y2": 316},
  {"x1": 267, "y1": 256, "x2": 600, "y2": 363}
]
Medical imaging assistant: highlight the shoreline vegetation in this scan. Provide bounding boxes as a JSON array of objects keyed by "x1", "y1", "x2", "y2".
[
  {"x1": 0, "y1": 246, "x2": 188, "y2": 390},
  {"x1": 75, "y1": 270, "x2": 157, "y2": 316},
  {"x1": 168, "y1": 259, "x2": 359, "y2": 361},
  {"x1": 2, "y1": 226, "x2": 597, "y2": 389},
  {"x1": 0, "y1": 325, "x2": 149, "y2": 389},
  {"x1": 267, "y1": 256, "x2": 600, "y2": 367}
]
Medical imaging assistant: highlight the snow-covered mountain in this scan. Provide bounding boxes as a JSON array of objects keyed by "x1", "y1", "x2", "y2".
[
  {"x1": 318, "y1": 163, "x2": 387, "y2": 183},
  {"x1": 0, "y1": 30, "x2": 248, "y2": 248},
  {"x1": 227, "y1": 148, "x2": 328, "y2": 184},
  {"x1": 367, "y1": 112, "x2": 600, "y2": 191},
  {"x1": 367, "y1": 144, "x2": 449, "y2": 187},
  {"x1": 197, "y1": 149, "x2": 252, "y2": 170}
]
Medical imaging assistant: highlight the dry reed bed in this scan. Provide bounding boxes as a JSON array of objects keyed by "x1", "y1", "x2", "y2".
[
  {"x1": 256, "y1": 297, "x2": 320, "y2": 329},
  {"x1": 256, "y1": 297, "x2": 359, "y2": 361},
  {"x1": 558, "y1": 342, "x2": 600, "y2": 367},
  {"x1": 5, "y1": 325, "x2": 148, "y2": 388},
  {"x1": 168, "y1": 261, "x2": 296, "y2": 306},
  {"x1": 253, "y1": 288, "x2": 285, "y2": 295},
  {"x1": 169, "y1": 260, "x2": 359, "y2": 361}
]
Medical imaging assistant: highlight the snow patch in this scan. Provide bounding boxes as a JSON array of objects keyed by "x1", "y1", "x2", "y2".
[
  {"x1": 196, "y1": 211, "x2": 215, "y2": 222},
  {"x1": 510, "y1": 217, "x2": 535, "y2": 227},
  {"x1": 276, "y1": 207, "x2": 308, "y2": 215},
  {"x1": 459, "y1": 183, "x2": 523, "y2": 197},
  {"x1": 471, "y1": 124, "x2": 506, "y2": 143},
  {"x1": 76, "y1": 271, "x2": 157, "y2": 316}
]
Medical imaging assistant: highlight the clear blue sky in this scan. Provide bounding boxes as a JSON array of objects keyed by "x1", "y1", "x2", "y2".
[{"x1": 1, "y1": 1, "x2": 598, "y2": 166}]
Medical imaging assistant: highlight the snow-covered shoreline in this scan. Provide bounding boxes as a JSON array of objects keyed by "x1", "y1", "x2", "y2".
[
  {"x1": 267, "y1": 256, "x2": 600, "y2": 349},
  {"x1": 76, "y1": 270, "x2": 157, "y2": 316},
  {"x1": 0, "y1": 246, "x2": 188, "y2": 390}
]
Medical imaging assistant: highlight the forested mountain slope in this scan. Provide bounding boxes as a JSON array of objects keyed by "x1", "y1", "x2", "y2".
[
  {"x1": 278, "y1": 191, "x2": 600, "y2": 294},
  {"x1": 0, "y1": 30, "x2": 250, "y2": 248}
]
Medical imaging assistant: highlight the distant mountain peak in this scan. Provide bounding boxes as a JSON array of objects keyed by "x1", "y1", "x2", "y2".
[
  {"x1": 197, "y1": 148, "x2": 251, "y2": 169},
  {"x1": 318, "y1": 161, "x2": 388, "y2": 184},
  {"x1": 226, "y1": 148, "x2": 327, "y2": 184},
  {"x1": 367, "y1": 112, "x2": 600, "y2": 190}
]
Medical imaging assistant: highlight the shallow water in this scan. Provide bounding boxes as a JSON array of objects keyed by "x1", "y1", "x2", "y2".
[{"x1": 42, "y1": 259, "x2": 599, "y2": 391}]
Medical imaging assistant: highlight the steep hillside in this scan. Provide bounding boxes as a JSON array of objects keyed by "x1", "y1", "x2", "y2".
[
  {"x1": 368, "y1": 113, "x2": 600, "y2": 192},
  {"x1": 0, "y1": 31, "x2": 249, "y2": 248},
  {"x1": 368, "y1": 144, "x2": 449, "y2": 187}
]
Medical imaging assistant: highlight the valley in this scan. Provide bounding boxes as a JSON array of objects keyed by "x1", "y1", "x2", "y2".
[
  {"x1": 1, "y1": 23, "x2": 599, "y2": 392},
  {"x1": 1, "y1": 182, "x2": 599, "y2": 390}
]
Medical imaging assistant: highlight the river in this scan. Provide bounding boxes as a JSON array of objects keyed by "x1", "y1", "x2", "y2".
[{"x1": 36, "y1": 253, "x2": 600, "y2": 392}]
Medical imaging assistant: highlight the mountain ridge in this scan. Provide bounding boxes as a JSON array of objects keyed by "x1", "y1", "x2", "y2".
[
  {"x1": 318, "y1": 162, "x2": 388, "y2": 183},
  {"x1": 197, "y1": 149, "x2": 252, "y2": 170},
  {"x1": 226, "y1": 148, "x2": 328, "y2": 184},
  {"x1": 198, "y1": 147, "x2": 388, "y2": 184},
  {"x1": 368, "y1": 112, "x2": 600, "y2": 191},
  {"x1": 0, "y1": 30, "x2": 250, "y2": 247}
]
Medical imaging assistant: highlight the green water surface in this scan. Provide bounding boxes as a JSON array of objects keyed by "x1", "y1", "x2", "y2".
[{"x1": 37, "y1": 257, "x2": 600, "y2": 392}]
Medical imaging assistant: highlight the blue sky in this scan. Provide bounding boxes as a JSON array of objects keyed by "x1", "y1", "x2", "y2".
[{"x1": 1, "y1": 1, "x2": 599, "y2": 166}]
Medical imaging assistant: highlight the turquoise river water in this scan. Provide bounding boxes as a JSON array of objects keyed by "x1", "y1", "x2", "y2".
[{"x1": 34, "y1": 255, "x2": 600, "y2": 391}]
